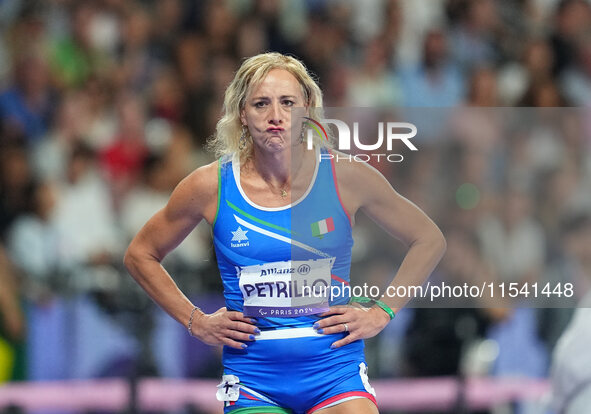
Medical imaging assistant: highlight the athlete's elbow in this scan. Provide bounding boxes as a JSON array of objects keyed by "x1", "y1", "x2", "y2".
[
  {"x1": 123, "y1": 245, "x2": 138, "y2": 274},
  {"x1": 124, "y1": 241, "x2": 162, "y2": 279},
  {"x1": 123, "y1": 241, "x2": 147, "y2": 277},
  {"x1": 431, "y1": 228, "x2": 447, "y2": 259},
  {"x1": 413, "y1": 227, "x2": 446, "y2": 259}
]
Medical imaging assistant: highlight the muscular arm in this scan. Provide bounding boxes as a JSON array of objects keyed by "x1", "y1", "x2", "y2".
[
  {"x1": 123, "y1": 162, "x2": 217, "y2": 328},
  {"x1": 124, "y1": 161, "x2": 257, "y2": 349},
  {"x1": 317, "y1": 156, "x2": 446, "y2": 348},
  {"x1": 351, "y1": 163, "x2": 447, "y2": 312}
]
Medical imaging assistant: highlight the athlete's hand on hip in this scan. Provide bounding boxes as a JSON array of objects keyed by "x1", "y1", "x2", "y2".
[
  {"x1": 314, "y1": 305, "x2": 390, "y2": 349},
  {"x1": 191, "y1": 307, "x2": 259, "y2": 349}
]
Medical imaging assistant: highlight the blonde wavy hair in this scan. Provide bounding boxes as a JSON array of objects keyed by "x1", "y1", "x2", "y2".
[{"x1": 208, "y1": 52, "x2": 329, "y2": 162}]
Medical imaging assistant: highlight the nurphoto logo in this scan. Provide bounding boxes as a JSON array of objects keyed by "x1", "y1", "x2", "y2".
[{"x1": 303, "y1": 116, "x2": 418, "y2": 163}]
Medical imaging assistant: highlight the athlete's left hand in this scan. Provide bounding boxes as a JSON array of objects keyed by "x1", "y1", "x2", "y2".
[{"x1": 314, "y1": 305, "x2": 391, "y2": 349}]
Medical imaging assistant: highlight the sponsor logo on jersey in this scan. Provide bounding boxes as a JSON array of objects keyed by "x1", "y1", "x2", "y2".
[
  {"x1": 256, "y1": 265, "x2": 315, "y2": 276},
  {"x1": 231, "y1": 226, "x2": 249, "y2": 247},
  {"x1": 260, "y1": 267, "x2": 294, "y2": 276}
]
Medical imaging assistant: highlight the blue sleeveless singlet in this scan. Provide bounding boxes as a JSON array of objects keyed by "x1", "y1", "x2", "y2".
[
  {"x1": 212, "y1": 146, "x2": 353, "y2": 328},
  {"x1": 211, "y1": 147, "x2": 376, "y2": 413}
]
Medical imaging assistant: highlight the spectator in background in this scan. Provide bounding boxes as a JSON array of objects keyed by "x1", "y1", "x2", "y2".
[
  {"x1": 447, "y1": 102, "x2": 503, "y2": 163},
  {"x1": 84, "y1": 0, "x2": 121, "y2": 59},
  {"x1": 519, "y1": 78, "x2": 568, "y2": 107},
  {"x1": 539, "y1": 209, "x2": 590, "y2": 354},
  {"x1": 150, "y1": 0, "x2": 185, "y2": 64},
  {"x1": 81, "y1": 75, "x2": 117, "y2": 151},
  {"x1": 203, "y1": 56, "x2": 239, "y2": 139},
  {"x1": 560, "y1": 32, "x2": 591, "y2": 106},
  {"x1": 0, "y1": 50, "x2": 53, "y2": 143},
  {"x1": 176, "y1": 34, "x2": 211, "y2": 147},
  {"x1": 32, "y1": 90, "x2": 90, "y2": 182},
  {"x1": 549, "y1": 0, "x2": 591, "y2": 77},
  {"x1": 320, "y1": 63, "x2": 350, "y2": 107},
  {"x1": 296, "y1": 11, "x2": 350, "y2": 89},
  {"x1": 149, "y1": 67, "x2": 186, "y2": 125},
  {"x1": 498, "y1": 38, "x2": 555, "y2": 105},
  {"x1": 448, "y1": 0, "x2": 500, "y2": 70},
  {"x1": 54, "y1": 142, "x2": 123, "y2": 292},
  {"x1": 235, "y1": 17, "x2": 269, "y2": 61},
  {"x1": 478, "y1": 188, "x2": 549, "y2": 379},
  {"x1": 537, "y1": 162, "x2": 591, "y2": 241},
  {"x1": 0, "y1": 143, "x2": 33, "y2": 240},
  {"x1": 113, "y1": 4, "x2": 157, "y2": 92},
  {"x1": 100, "y1": 92, "x2": 149, "y2": 205},
  {"x1": 2, "y1": 2, "x2": 48, "y2": 69},
  {"x1": 398, "y1": 29, "x2": 464, "y2": 107},
  {"x1": 465, "y1": 66, "x2": 498, "y2": 106},
  {"x1": 200, "y1": 1, "x2": 237, "y2": 57},
  {"x1": 478, "y1": 188, "x2": 546, "y2": 284},
  {"x1": 50, "y1": 0, "x2": 105, "y2": 89},
  {"x1": 394, "y1": 0, "x2": 446, "y2": 66},
  {"x1": 551, "y1": 214, "x2": 591, "y2": 414},
  {"x1": 346, "y1": 36, "x2": 401, "y2": 107},
  {"x1": 7, "y1": 180, "x2": 61, "y2": 303}
]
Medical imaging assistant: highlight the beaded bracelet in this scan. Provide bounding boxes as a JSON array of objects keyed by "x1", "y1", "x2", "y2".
[
  {"x1": 187, "y1": 306, "x2": 201, "y2": 337},
  {"x1": 349, "y1": 296, "x2": 396, "y2": 320}
]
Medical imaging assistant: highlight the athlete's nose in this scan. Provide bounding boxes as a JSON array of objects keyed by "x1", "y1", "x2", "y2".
[{"x1": 268, "y1": 101, "x2": 283, "y2": 126}]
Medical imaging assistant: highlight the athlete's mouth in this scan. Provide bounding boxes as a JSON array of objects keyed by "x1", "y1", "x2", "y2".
[{"x1": 266, "y1": 127, "x2": 284, "y2": 133}]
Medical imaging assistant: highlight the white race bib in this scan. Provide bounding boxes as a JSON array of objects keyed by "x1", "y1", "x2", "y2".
[{"x1": 238, "y1": 258, "x2": 334, "y2": 317}]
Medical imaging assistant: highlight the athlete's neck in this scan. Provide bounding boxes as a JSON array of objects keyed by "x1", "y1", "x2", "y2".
[{"x1": 250, "y1": 144, "x2": 306, "y2": 187}]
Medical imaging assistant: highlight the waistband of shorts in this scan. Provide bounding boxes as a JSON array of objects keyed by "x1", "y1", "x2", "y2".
[{"x1": 256, "y1": 326, "x2": 324, "y2": 340}]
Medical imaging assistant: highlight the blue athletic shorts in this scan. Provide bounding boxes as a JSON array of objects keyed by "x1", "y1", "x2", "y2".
[{"x1": 216, "y1": 327, "x2": 377, "y2": 414}]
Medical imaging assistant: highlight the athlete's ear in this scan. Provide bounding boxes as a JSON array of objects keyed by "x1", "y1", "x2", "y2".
[{"x1": 240, "y1": 107, "x2": 247, "y2": 126}]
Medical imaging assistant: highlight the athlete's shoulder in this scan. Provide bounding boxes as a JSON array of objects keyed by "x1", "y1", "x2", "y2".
[
  {"x1": 328, "y1": 149, "x2": 387, "y2": 187},
  {"x1": 183, "y1": 159, "x2": 219, "y2": 195},
  {"x1": 167, "y1": 159, "x2": 220, "y2": 223},
  {"x1": 328, "y1": 149, "x2": 394, "y2": 213}
]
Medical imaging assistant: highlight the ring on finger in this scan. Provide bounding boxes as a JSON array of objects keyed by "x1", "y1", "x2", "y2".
[{"x1": 342, "y1": 323, "x2": 349, "y2": 332}]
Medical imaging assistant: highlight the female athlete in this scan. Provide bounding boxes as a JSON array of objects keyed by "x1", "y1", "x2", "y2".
[{"x1": 124, "y1": 52, "x2": 446, "y2": 414}]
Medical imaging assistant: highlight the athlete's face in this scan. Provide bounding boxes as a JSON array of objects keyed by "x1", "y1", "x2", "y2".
[{"x1": 240, "y1": 69, "x2": 307, "y2": 153}]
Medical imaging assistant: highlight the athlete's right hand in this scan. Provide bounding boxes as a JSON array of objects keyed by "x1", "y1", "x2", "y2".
[{"x1": 190, "y1": 307, "x2": 260, "y2": 349}]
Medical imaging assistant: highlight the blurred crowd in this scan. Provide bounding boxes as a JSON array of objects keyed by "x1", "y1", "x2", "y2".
[{"x1": 0, "y1": 1, "x2": 591, "y2": 411}]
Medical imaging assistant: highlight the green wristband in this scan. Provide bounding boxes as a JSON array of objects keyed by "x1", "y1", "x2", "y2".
[
  {"x1": 349, "y1": 296, "x2": 372, "y2": 304},
  {"x1": 349, "y1": 296, "x2": 396, "y2": 320},
  {"x1": 373, "y1": 299, "x2": 396, "y2": 320}
]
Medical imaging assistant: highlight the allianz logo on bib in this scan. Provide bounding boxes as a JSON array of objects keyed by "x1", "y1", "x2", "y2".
[
  {"x1": 259, "y1": 264, "x2": 311, "y2": 276},
  {"x1": 260, "y1": 267, "x2": 293, "y2": 276},
  {"x1": 231, "y1": 226, "x2": 249, "y2": 248}
]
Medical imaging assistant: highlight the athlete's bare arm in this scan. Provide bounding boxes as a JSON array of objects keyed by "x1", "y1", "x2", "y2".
[
  {"x1": 315, "y1": 155, "x2": 447, "y2": 349},
  {"x1": 124, "y1": 161, "x2": 258, "y2": 349}
]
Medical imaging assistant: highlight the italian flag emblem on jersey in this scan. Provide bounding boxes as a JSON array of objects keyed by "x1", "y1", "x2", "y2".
[{"x1": 311, "y1": 217, "x2": 335, "y2": 238}]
